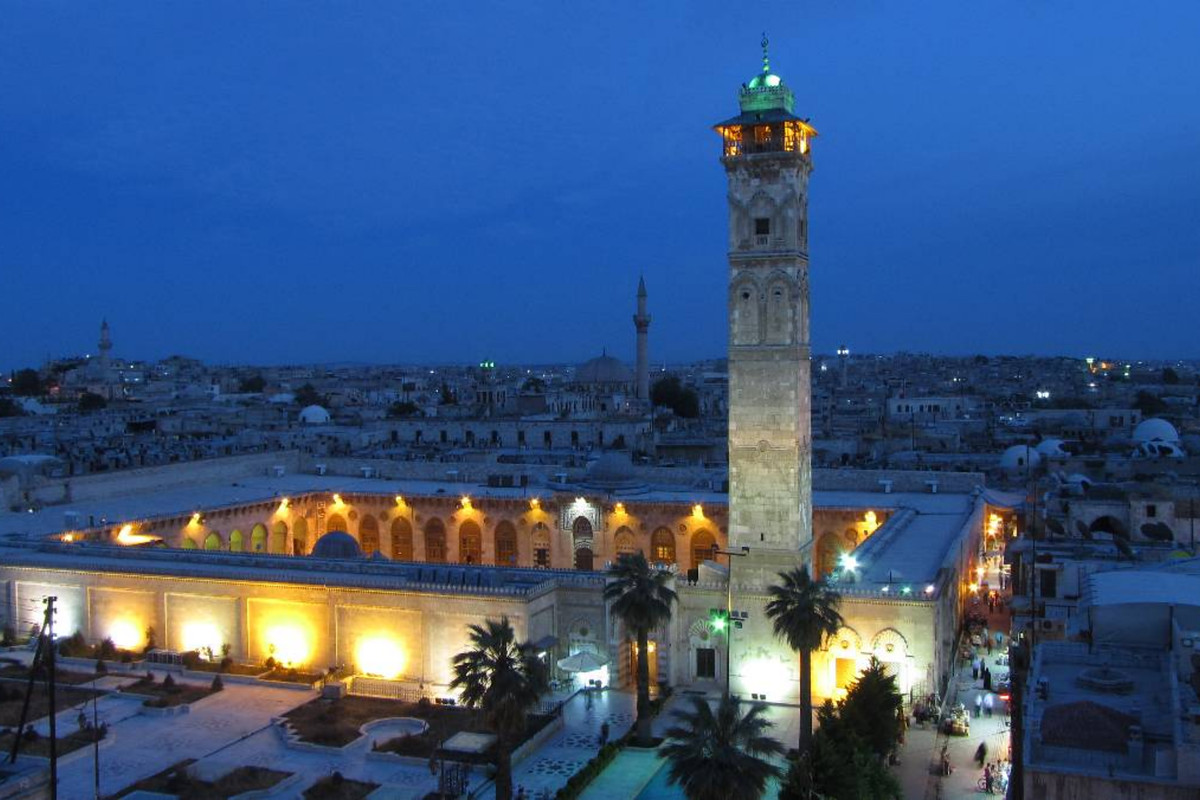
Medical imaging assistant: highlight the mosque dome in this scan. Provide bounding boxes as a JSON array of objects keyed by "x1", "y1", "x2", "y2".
[
  {"x1": 1035, "y1": 439, "x2": 1069, "y2": 458},
  {"x1": 579, "y1": 452, "x2": 648, "y2": 495},
  {"x1": 747, "y1": 71, "x2": 784, "y2": 89},
  {"x1": 1132, "y1": 418, "x2": 1179, "y2": 445},
  {"x1": 999, "y1": 445, "x2": 1041, "y2": 471},
  {"x1": 298, "y1": 405, "x2": 331, "y2": 425},
  {"x1": 311, "y1": 531, "x2": 362, "y2": 559},
  {"x1": 576, "y1": 354, "x2": 633, "y2": 386}
]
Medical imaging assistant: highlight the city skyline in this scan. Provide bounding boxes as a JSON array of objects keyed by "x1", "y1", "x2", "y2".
[{"x1": 3, "y1": 2, "x2": 1199, "y2": 372}]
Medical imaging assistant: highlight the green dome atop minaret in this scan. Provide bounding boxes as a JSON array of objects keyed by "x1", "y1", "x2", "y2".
[{"x1": 739, "y1": 34, "x2": 795, "y2": 114}]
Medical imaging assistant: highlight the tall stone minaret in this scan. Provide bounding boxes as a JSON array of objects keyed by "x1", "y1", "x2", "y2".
[
  {"x1": 715, "y1": 36, "x2": 816, "y2": 566},
  {"x1": 633, "y1": 277, "x2": 651, "y2": 401},
  {"x1": 98, "y1": 319, "x2": 113, "y2": 373}
]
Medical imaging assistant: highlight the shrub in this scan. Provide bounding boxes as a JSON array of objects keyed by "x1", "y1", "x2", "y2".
[
  {"x1": 162, "y1": 674, "x2": 176, "y2": 690},
  {"x1": 211, "y1": 674, "x2": 224, "y2": 691},
  {"x1": 219, "y1": 657, "x2": 233, "y2": 673},
  {"x1": 95, "y1": 659, "x2": 108, "y2": 675},
  {"x1": 264, "y1": 657, "x2": 277, "y2": 670},
  {"x1": 181, "y1": 651, "x2": 201, "y2": 669},
  {"x1": 1, "y1": 625, "x2": 15, "y2": 646},
  {"x1": 59, "y1": 631, "x2": 88, "y2": 658},
  {"x1": 143, "y1": 626, "x2": 157, "y2": 654},
  {"x1": 97, "y1": 637, "x2": 117, "y2": 660},
  {"x1": 120, "y1": 651, "x2": 133, "y2": 664},
  {"x1": 143, "y1": 670, "x2": 155, "y2": 683}
]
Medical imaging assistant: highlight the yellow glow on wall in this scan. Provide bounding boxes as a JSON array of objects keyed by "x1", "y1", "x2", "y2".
[
  {"x1": 613, "y1": 502, "x2": 625, "y2": 516},
  {"x1": 863, "y1": 511, "x2": 879, "y2": 533},
  {"x1": 189, "y1": 512, "x2": 202, "y2": 527},
  {"x1": 743, "y1": 657, "x2": 790, "y2": 700},
  {"x1": 692, "y1": 504, "x2": 705, "y2": 520},
  {"x1": 395, "y1": 495, "x2": 406, "y2": 507},
  {"x1": 264, "y1": 624, "x2": 311, "y2": 667},
  {"x1": 331, "y1": 494, "x2": 345, "y2": 509},
  {"x1": 529, "y1": 498, "x2": 540, "y2": 511},
  {"x1": 276, "y1": 497, "x2": 290, "y2": 515},
  {"x1": 182, "y1": 621, "x2": 223, "y2": 656},
  {"x1": 108, "y1": 619, "x2": 143, "y2": 650},
  {"x1": 61, "y1": 533, "x2": 76, "y2": 543},
  {"x1": 116, "y1": 524, "x2": 159, "y2": 546},
  {"x1": 460, "y1": 496, "x2": 472, "y2": 511},
  {"x1": 355, "y1": 636, "x2": 405, "y2": 679}
]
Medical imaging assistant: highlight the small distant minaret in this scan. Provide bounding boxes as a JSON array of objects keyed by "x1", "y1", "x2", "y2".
[
  {"x1": 98, "y1": 319, "x2": 113, "y2": 373},
  {"x1": 837, "y1": 344, "x2": 849, "y2": 389},
  {"x1": 634, "y1": 277, "x2": 651, "y2": 401}
]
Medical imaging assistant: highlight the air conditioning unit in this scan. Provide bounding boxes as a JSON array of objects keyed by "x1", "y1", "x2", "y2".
[
  {"x1": 315, "y1": 464, "x2": 327, "y2": 476},
  {"x1": 272, "y1": 465, "x2": 285, "y2": 477}
]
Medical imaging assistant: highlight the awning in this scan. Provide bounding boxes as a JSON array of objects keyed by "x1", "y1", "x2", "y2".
[
  {"x1": 532, "y1": 635, "x2": 558, "y2": 652},
  {"x1": 557, "y1": 652, "x2": 608, "y2": 673}
]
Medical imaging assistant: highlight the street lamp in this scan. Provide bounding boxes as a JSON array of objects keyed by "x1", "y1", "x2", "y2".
[{"x1": 712, "y1": 544, "x2": 750, "y2": 698}]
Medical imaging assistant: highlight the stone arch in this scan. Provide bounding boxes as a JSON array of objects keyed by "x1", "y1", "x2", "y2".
[
  {"x1": 459, "y1": 519, "x2": 482, "y2": 564},
  {"x1": 532, "y1": 522, "x2": 551, "y2": 568},
  {"x1": 390, "y1": 517, "x2": 413, "y2": 561},
  {"x1": 203, "y1": 531, "x2": 222, "y2": 550},
  {"x1": 572, "y1": 516, "x2": 594, "y2": 571},
  {"x1": 292, "y1": 518, "x2": 308, "y2": 555},
  {"x1": 844, "y1": 527, "x2": 860, "y2": 547},
  {"x1": 495, "y1": 520, "x2": 518, "y2": 566},
  {"x1": 690, "y1": 529, "x2": 716, "y2": 570},
  {"x1": 816, "y1": 532, "x2": 848, "y2": 578},
  {"x1": 870, "y1": 628, "x2": 910, "y2": 660},
  {"x1": 229, "y1": 529, "x2": 244, "y2": 552},
  {"x1": 1089, "y1": 515, "x2": 1128, "y2": 539},
  {"x1": 614, "y1": 526, "x2": 638, "y2": 556},
  {"x1": 182, "y1": 536, "x2": 197, "y2": 549},
  {"x1": 270, "y1": 520, "x2": 288, "y2": 554},
  {"x1": 359, "y1": 515, "x2": 380, "y2": 556},
  {"x1": 651, "y1": 527, "x2": 675, "y2": 565},
  {"x1": 424, "y1": 518, "x2": 447, "y2": 563},
  {"x1": 326, "y1": 513, "x2": 348, "y2": 533},
  {"x1": 764, "y1": 274, "x2": 793, "y2": 345},
  {"x1": 250, "y1": 523, "x2": 267, "y2": 553},
  {"x1": 827, "y1": 626, "x2": 863, "y2": 654},
  {"x1": 568, "y1": 617, "x2": 599, "y2": 656},
  {"x1": 731, "y1": 277, "x2": 761, "y2": 346}
]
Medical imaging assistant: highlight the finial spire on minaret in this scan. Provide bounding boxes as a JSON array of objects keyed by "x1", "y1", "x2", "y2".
[
  {"x1": 638, "y1": 275, "x2": 647, "y2": 297},
  {"x1": 761, "y1": 32, "x2": 770, "y2": 74},
  {"x1": 633, "y1": 277, "x2": 651, "y2": 402}
]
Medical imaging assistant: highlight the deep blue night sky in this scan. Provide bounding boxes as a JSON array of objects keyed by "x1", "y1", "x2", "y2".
[{"x1": 3, "y1": 2, "x2": 1199, "y2": 371}]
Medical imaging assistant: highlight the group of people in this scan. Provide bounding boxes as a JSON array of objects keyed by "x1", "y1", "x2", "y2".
[{"x1": 981, "y1": 759, "x2": 1010, "y2": 795}]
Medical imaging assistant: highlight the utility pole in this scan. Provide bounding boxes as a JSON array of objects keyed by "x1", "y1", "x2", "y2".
[
  {"x1": 712, "y1": 546, "x2": 750, "y2": 699},
  {"x1": 45, "y1": 596, "x2": 58, "y2": 800}
]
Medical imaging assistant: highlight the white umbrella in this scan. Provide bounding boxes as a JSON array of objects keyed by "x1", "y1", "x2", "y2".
[{"x1": 556, "y1": 652, "x2": 609, "y2": 673}]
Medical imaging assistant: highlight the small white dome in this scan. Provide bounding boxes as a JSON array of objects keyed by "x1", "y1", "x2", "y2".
[
  {"x1": 999, "y1": 445, "x2": 1041, "y2": 470},
  {"x1": 1133, "y1": 418, "x2": 1179, "y2": 444},
  {"x1": 298, "y1": 405, "x2": 331, "y2": 424},
  {"x1": 1035, "y1": 439, "x2": 1069, "y2": 457}
]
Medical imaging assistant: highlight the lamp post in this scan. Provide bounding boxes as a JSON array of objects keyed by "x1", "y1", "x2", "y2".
[{"x1": 712, "y1": 545, "x2": 750, "y2": 699}]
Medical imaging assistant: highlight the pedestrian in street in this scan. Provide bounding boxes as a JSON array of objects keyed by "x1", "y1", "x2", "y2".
[
  {"x1": 972, "y1": 657, "x2": 979, "y2": 681},
  {"x1": 598, "y1": 721, "x2": 609, "y2": 748},
  {"x1": 984, "y1": 764, "x2": 994, "y2": 794},
  {"x1": 983, "y1": 667, "x2": 992, "y2": 691},
  {"x1": 984, "y1": 692, "x2": 994, "y2": 717},
  {"x1": 976, "y1": 740, "x2": 988, "y2": 767},
  {"x1": 974, "y1": 693, "x2": 983, "y2": 718}
]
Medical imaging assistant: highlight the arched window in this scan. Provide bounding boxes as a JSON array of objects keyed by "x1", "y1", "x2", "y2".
[
  {"x1": 250, "y1": 523, "x2": 267, "y2": 553},
  {"x1": 391, "y1": 517, "x2": 413, "y2": 561},
  {"x1": 614, "y1": 526, "x2": 638, "y2": 556},
  {"x1": 691, "y1": 529, "x2": 716, "y2": 570},
  {"x1": 292, "y1": 518, "x2": 308, "y2": 555},
  {"x1": 204, "y1": 531, "x2": 222, "y2": 550},
  {"x1": 651, "y1": 527, "x2": 675, "y2": 565},
  {"x1": 359, "y1": 515, "x2": 380, "y2": 556},
  {"x1": 532, "y1": 522, "x2": 551, "y2": 568},
  {"x1": 573, "y1": 517, "x2": 594, "y2": 571},
  {"x1": 495, "y1": 521, "x2": 518, "y2": 566},
  {"x1": 229, "y1": 529, "x2": 244, "y2": 552},
  {"x1": 182, "y1": 537, "x2": 197, "y2": 549},
  {"x1": 732, "y1": 281, "x2": 760, "y2": 346},
  {"x1": 326, "y1": 513, "x2": 347, "y2": 533},
  {"x1": 459, "y1": 520, "x2": 482, "y2": 564},
  {"x1": 270, "y1": 521, "x2": 288, "y2": 554},
  {"x1": 765, "y1": 280, "x2": 792, "y2": 344},
  {"x1": 425, "y1": 518, "x2": 446, "y2": 563}
]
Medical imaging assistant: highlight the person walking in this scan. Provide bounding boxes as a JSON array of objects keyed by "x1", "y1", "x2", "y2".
[
  {"x1": 983, "y1": 666, "x2": 993, "y2": 691},
  {"x1": 974, "y1": 693, "x2": 983, "y2": 718},
  {"x1": 972, "y1": 657, "x2": 980, "y2": 681},
  {"x1": 984, "y1": 692, "x2": 995, "y2": 717},
  {"x1": 976, "y1": 740, "x2": 988, "y2": 767},
  {"x1": 984, "y1": 764, "x2": 994, "y2": 794}
]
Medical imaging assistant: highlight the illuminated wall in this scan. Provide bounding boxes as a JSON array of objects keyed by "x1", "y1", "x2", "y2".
[
  {"x1": 167, "y1": 593, "x2": 238, "y2": 658},
  {"x1": 247, "y1": 598, "x2": 326, "y2": 668},
  {"x1": 336, "y1": 605, "x2": 423, "y2": 681},
  {"x1": 15, "y1": 581, "x2": 85, "y2": 638},
  {"x1": 90, "y1": 587, "x2": 157, "y2": 650}
]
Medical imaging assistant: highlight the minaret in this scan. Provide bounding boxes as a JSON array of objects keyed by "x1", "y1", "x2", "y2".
[
  {"x1": 98, "y1": 319, "x2": 113, "y2": 373},
  {"x1": 715, "y1": 36, "x2": 817, "y2": 566},
  {"x1": 633, "y1": 277, "x2": 651, "y2": 401},
  {"x1": 837, "y1": 345, "x2": 849, "y2": 389}
]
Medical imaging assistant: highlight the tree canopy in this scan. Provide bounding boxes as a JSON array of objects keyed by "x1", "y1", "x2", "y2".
[
  {"x1": 651, "y1": 375, "x2": 699, "y2": 418},
  {"x1": 11, "y1": 368, "x2": 42, "y2": 397}
]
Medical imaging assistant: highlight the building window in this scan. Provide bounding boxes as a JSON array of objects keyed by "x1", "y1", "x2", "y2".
[
  {"x1": 534, "y1": 547, "x2": 550, "y2": 568},
  {"x1": 1146, "y1": 504, "x2": 1157, "y2": 518},
  {"x1": 696, "y1": 648, "x2": 716, "y2": 679},
  {"x1": 754, "y1": 217, "x2": 770, "y2": 236},
  {"x1": 1039, "y1": 569, "x2": 1057, "y2": 599}
]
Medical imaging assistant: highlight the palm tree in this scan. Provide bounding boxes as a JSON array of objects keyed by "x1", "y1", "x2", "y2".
[
  {"x1": 604, "y1": 552, "x2": 677, "y2": 746},
  {"x1": 662, "y1": 695, "x2": 785, "y2": 800},
  {"x1": 765, "y1": 565, "x2": 843, "y2": 755},
  {"x1": 450, "y1": 616, "x2": 548, "y2": 800}
]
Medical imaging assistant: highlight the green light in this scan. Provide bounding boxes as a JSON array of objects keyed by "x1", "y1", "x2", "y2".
[{"x1": 710, "y1": 611, "x2": 728, "y2": 632}]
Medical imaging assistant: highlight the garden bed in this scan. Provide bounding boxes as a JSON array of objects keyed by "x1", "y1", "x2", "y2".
[
  {"x1": 302, "y1": 774, "x2": 379, "y2": 800},
  {"x1": 113, "y1": 760, "x2": 293, "y2": 799},
  {"x1": 0, "y1": 726, "x2": 105, "y2": 759},
  {"x1": 119, "y1": 675, "x2": 218, "y2": 708},
  {"x1": 0, "y1": 662, "x2": 105, "y2": 686},
  {"x1": 261, "y1": 667, "x2": 324, "y2": 684},
  {"x1": 184, "y1": 660, "x2": 266, "y2": 676},
  {"x1": 0, "y1": 683, "x2": 100, "y2": 727}
]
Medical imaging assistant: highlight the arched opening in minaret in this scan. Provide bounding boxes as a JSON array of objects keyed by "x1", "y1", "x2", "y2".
[
  {"x1": 651, "y1": 527, "x2": 676, "y2": 566},
  {"x1": 390, "y1": 517, "x2": 413, "y2": 561},
  {"x1": 572, "y1": 517, "x2": 594, "y2": 571},
  {"x1": 459, "y1": 520, "x2": 482, "y2": 564},
  {"x1": 358, "y1": 515, "x2": 379, "y2": 556}
]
